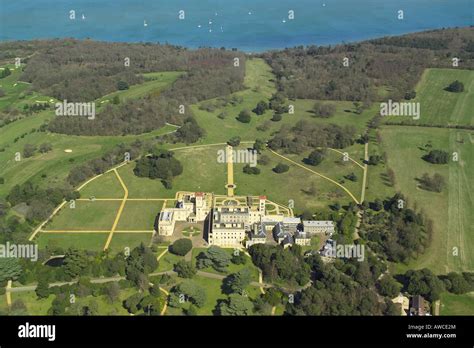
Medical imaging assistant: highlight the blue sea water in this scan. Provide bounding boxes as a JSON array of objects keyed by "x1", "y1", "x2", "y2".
[{"x1": 0, "y1": 0, "x2": 472, "y2": 51}]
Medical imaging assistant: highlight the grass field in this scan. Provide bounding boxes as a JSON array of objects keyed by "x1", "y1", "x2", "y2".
[
  {"x1": 116, "y1": 201, "x2": 160, "y2": 230},
  {"x1": 383, "y1": 68, "x2": 474, "y2": 126},
  {"x1": 96, "y1": 71, "x2": 183, "y2": 108},
  {"x1": 439, "y1": 292, "x2": 474, "y2": 315},
  {"x1": 118, "y1": 146, "x2": 228, "y2": 198},
  {"x1": 79, "y1": 171, "x2": 125, "y2": 198},
  {"x1": 380, "y1": 126, "x2": 473, "y2": 273},
  {"x1": 107, "y1": 233, "x2": 153, "y2": 254},
  {"x1": 36, "y1": 233, "x2": 108, "y2": 251},
  {"x1": 0, "y1": 64, "x2": 180, "y2": 197},
  {"x1": 0, "y1": 64, "x2": 56, "y2": 111},
  {"x1": 45, "y1": 200, "x2": 121, "y2": 230},
  {"x1": 156, "y1": 252, "x2": 184, "y2": 272},
  {"x1": 190, "y1": 59, "x2": 376, "y2": 145}
]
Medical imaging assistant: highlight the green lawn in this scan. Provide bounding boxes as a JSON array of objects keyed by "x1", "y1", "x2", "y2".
[
  {"x1": 0, "y1": 120, "x2": 178, "y2": 197},
  {"x1": 380, "y1": 126, "x2": 473, "y2": 273},
  {"x1": 383, "y1": 68, "x2": 474, "y2": 126},
  {"x1": 45, "y1": 201, "x2": 120, "y2": 230},
  {"x1": 364, "y1": 129, "x2": 396, "y2": 202},
  {"x1": 36, "y1": 233, "x2": 108, "y2": 252},
  {"x1": 118, "y1": 146, "x2": 227, "y2": 198},
  {"x1": 440, "y1": 292, "x2": 474, "y2": 315},
  {"x1": 79, "y1": 171, "x2": 124, "y2": 198},
  {"x1": 156, "y1": 252, "x2": 184, "y2": 272},
  {"x1": 96, "y1": 71, "x2": 184, "y2": 108},
  {"x1": 116, "y1": 201, "x2": 160, "y2": 230},
  {"x1": 108, "y1": 233, "x2": 153, "y2": 254},
  {"x1": 10, "y1": 291, "x2": 55, "y2": 315},
  {"x1": 189, "y1": 59, "x2": 374, "y2": 146},
  {"x1": 0, "y1": 65, "x2": 181, "y2": 197}
]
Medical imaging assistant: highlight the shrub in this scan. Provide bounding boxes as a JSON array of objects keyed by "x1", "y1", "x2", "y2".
[
  {"x1": 170, "y1": 238, "x2": 193, "y2": 256},
  {"x1": 273, "y1": 163, "x2": 289, "y2": 173}
]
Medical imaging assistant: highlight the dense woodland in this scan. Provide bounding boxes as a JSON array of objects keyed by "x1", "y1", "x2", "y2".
[
  {"x1": 360, "y1": 194, "x2": 431, "y2": 263},
  {"x1": 268, "y1": 120, "x2": 356, "y2": 153},
  {"x1": 0, "y1": 39, "x2": 245, "y2": 136},
  {"x1": 261, "y1": 27, "x2": 474, "y2": 101}
]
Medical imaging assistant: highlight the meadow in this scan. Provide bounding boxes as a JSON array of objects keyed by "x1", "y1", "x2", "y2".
[
  {"x1": 382, "y1": 68, "x2": 474, "y2": 127},
  {"x1": 380, "y1": 126, "x2": 473, "y2": 273}
]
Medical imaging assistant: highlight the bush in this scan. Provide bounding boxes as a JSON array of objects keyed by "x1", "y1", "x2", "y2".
[
  {"x1": 117, "y1": 80, "x2": 129, "y2": 90},
  {"x1": 423, "y1": 149, "x2": 449, "y2": 164},
  {"x1": 243, "y1": 165, "x2": 260, "y2": 175},
  {"x1": 237, "y1": 110, "x2": 251, "y2": 123},
  {"x1": 174, "y1": 260, "x2": 197, "y2": 278},
  {"x1": 445, "y1": 80, "x2": 464, "y2": 93},
  {"x1": 271, "y1": 113, "x2": 282, "y2": 122},
  {"x1": 273, "y1": 163, "x2": 289, "y2": 173},
  {"x1": 305, "y1": 149, "x2": 325, "y2": 166},
  {"x1": 170, "y1": 238, "x2": 193, "y2": 256},
  {"x1": 227, "y1": 136, "x2": 241, "y2": 147},
  {"x1": 312, "y1": 102, "x2": 336, "y2": 118}
]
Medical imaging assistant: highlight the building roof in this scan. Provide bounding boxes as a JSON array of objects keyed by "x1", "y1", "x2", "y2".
[
  {"x1": 283, "y1": 217, "x2": 301, "y2": 224},
  {"x1": 159, "y1": 211, "x2": 173, "y2": 221},
  {"x1": 303, "y1": 220, "x2": 335, "y2": 227}
]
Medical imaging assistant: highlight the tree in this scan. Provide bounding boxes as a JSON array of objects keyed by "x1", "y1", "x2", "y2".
[
  {"x1": 345, "y1": 172, "x2": 358, "y2": 182},
  {"x1": 312, "y1": 102, "x2": 336, "y2": 118},
  {"x1": 423, "y1": 150, "x2": 449, "y2": 164},
  {"x1": 104, "y1": 282, "x2": 120, "y2": 303},
  {"x1": 134, "y1": 150, "x2": 183, "y2": 182},
  {"x1": 444, "y1": 272, "x2": 470, "y2": 294},
  {"x1": 227, "y1": 136, "x2": 241, "y2": 147},
  {"x1": 271, "y1": 113, "x2": 282, "y2": 122},
  {"x1": 404, "y1": 268, "x2": 445, "y2": 302},
  {"x1": 0, "y1": 258, "x2": 22, "y2": 282},
  {"x1": 23, "y1": 144, "x2": 37, "y2": 158},
  {"x1": 273, "y1": 163, "x2": 289, "y2": 173},
  {"x1": 261, "y1": 288, "x2": 282, "y2": 306},
  {"x1": 174, "y1": 260, "x2": 197, "y2": 278},
  {"x1": 112, "y1": 95, "x2": 120, "y2": 104},
  {"x1": 253, "y1": 139, "x2": 265, "y2": 153},
  {"x1": 231, "y1": 252, "x2": 247, "y2": 265},
  {"x1": 306, "y1": 149, "x2": 325, "y2": 166},
  {"x1": 171, "y1": 280, "x2": 206, "y2": 307},
  {"x1": 377, "y1": 276, "x2": 402, "y2": 298},
  {"x1": 123, "y1": 293, "x2": 144, "y2": 314},
  {"x1": 237, "y1": 110, "x2": 251, "y2": 123},
  {"x1": 117, "y1": 80, "x2": 129, "y2": 90},
  {"x1": 242, "y1": 165, "x2": 260, "y2": 175},
  {"x1": 196, "y1": 246, "x2": 231, "y2": 272},
  {"x1": 368, "y1": 155, "x2": 382, "y2": 165},
  {"x1": 63, "y1": 249, "x2": 89, "y2": 278},
  {"x1": 217, "y1": 294, "x2": 254, "y2": 315},
  {"x1": 419, "y1": 173, "x2": 446, "y2": 192},
  {"x1": 405, "y1": 90, "x2": 417, "y2": 100},
  {"x1": 252, "y1": 101, "x2": 268, "y2": 115},
  {"x1": 170, "y1": 238, "x2": 193, "y2": 256},
  {"x1": 149, "y1": 283, "x2": 162, "y2": 297},
  {"x1": 223, "y1": 268, "x2": 252, "y2": 294},
  {"x1": 0, "y1": 67, "x2": 11, "y2": 79},
  {"x1": 39, "y1": 143, "x2": 53, "y2": 153},
  {"x1": 140, "y1": 295, "x2": 164, "y2": 315},
  {"x1": 445, "y1": 80, "x2": 464, "y2": 93},
  {"x1": 35, "y1": 279, "x2": 50, "y2": 299}
]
